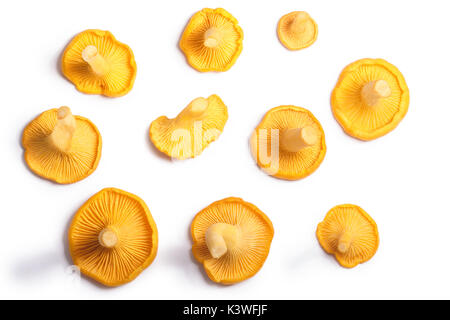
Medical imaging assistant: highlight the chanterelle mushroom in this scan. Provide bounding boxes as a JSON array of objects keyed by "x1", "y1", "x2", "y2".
[
  {"x1": 62, "y1": 29, "x2": 137, "y2": 97},
  {"x1": 250, "y1": 105, "x2": 326, "y2": 180},
  {"x1": 277, "y1": 11, "x2": 318, "y2": 50},
  {"x1": 22, "y1": 107, "x2": 102, "y2": 184},
  {"x1": 316, "y1": 204, "x2": 379, "y2": 268},
  {"x1": 191, "y1": 197, "x2": 274, "y2": 284},
  {"x1": 180, "y1": 8, "x2": 244, "y2": 72},
  {"x1": 332, "y1": 58, "x2": 409, "y2": 140},
  {"x1": 69, "y1": 188, "x2": 158, "y2": 287},
  {"x1": 149, "y1": 95, "x2": 228, "y2": 159}
]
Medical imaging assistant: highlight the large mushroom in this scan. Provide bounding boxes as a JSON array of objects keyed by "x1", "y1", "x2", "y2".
[
  {"x1": 68, "y1": 188, "x2": 158, "y2": 287},
  {"x1": 62, "y1": 29, "x2": 137, "y2": 97},
  {"x1": 180, "y1": 8, "x2": 244, "y2": 72},
  {"x1": 250, "y1": 105, "x2": 326, "y2": 180},
  {"x1": 22, "y1": 107, "x2": 102, "y2": 184},
  {"x1": 191, "y1": 197, "x2": 274, "y2": 285},
  {"x1": 149, "y1": 95, "x2": 228, "y2": 159},
  {"x1": 332, "y1": 58, "x2": 409, "y2": 140},
  {"x1": 277, "y1": 11, "x2": 318, "y2": 50},
  {"x1": 316, "y1": 204, "x2": 379, "y2": 268}
]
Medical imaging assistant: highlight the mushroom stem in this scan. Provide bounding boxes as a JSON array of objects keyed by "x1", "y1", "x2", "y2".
[
  {"x1": 361, "y1": 80, "x2": 392, "y2": 106},
  {"x1": 203, "y1": 28, "x2": 223, "y2": 48},
  {"x1": 98, "y1": 228, "x2": 118, "y2": 249},
  {"x1": 48, "y1": 107, "x2": 76, "y2": 152},
  {"x1": 82, "y1": 45, "x2": 109, "y2": 76},
  {"x1": 188, "y1": 97, "x2": 209, "y2": 117},
  {"x1": 337, "y1": 232, "x2": 352, "y2": 253},
  {"x1": 280, "y1": 126, "x2": 319, "y2": 153},
  {"x1": 291, "y1": 12, "x2": 309, "y2": 32},
  {"x1": 205, "y1": 223, "x2": 241, "y2": 259}
]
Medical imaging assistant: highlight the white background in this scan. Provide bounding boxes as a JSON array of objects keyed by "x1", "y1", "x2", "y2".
[{"x1": 1, "y1": 0, "x2": 449, "y2": 300}]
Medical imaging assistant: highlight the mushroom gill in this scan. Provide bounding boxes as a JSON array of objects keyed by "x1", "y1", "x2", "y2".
[
  {"x1": 180, "y1": 8, "x2": 244, "y2": 72},
  {"x1": 62, "y1": 29, "x2": 137, "y2": 97},
  {"x1": 191, "y1": 197, "x2": 274, "y2": 284},
  {"x1": 149, "y1": 95, "x2": 228, "y2": 159},
  {"x1": 250, "y1": 105, "x2": 326, "y2": 180},
  {"x1": 68, "y1": 188, "x2": 158, "y2": 286},
  {"x1": 22, "y1": 107, "x2": 102, "y2": 184},
  {"x1": 277, "y1": 11, "x2": 318, "y2": 50},
  {"x1": 332, "y1": 58, "x2": 409, "y2": 140},
  {"x1": 316, "y1": 204, "x2": 379, "y2": 268}
]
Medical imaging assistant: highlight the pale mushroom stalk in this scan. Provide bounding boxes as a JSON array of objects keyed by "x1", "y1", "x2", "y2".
[
  {"x1": 48, "y1": 107, "x2": 76, "y2": 152},
  {"x1": 82, "y1": 45, "x2": 109, "y2": 76},
  {"x1": 280, "y1": 126, "x2": 319, "y2": 153},
  {"x1": 188, "y1": 97, "x2": 209, "y2": 117},
  {"x1": 205, "y1": 223, "x2": 241, "y2": 259},
  {"x1": 361, "y1": 80, "x2": 392, "y2": 106},
  {"x1": 98, "y1": 228, "x2": 118, "y2": 249},
  {"x1": 337, "y1": 232, "x2": 352, "y2": 253},
  {"x1": 291, "y1": 12, "x2": 308, "y2": 33},
  {"x1": 204, "y1": 28, "x2": 223, "y2": 48}
]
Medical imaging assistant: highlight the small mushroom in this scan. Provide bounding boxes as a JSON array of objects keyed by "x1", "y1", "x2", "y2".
[
  {"x1": 250, "y1": 105, "x2": 326, "y2": 180},
  {"x1": 316, "y1": 204, "x2": 379, "y2": 268},
  {"x1": 332, "y1": 58, "x2": 410, "y2": 140},
  {"x1": 180, "y1": 8, "x2": 244, "y2": 72},
  {"x1": 68, "y1": 188, "x2": 158, "y2": 287},
  {"x1": 277, "y1": 11, "x2": 318, "y2": 50},
  {"x1": 22, "y1": 107, "x2": 102, "y2": 184},
  {"x1": 149, "y1": 95, "x2": 228, "y2": 159},
  {"x1": 62, "y1": 29, "x2": 137, "y2": 97},
  {"x1": 191, "y1": 197, "x2": 274, "y2": 284}
]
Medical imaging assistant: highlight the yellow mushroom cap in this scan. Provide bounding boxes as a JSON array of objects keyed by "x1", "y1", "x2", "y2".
[
  {"x1": 250, "y1": 105, "x2": 326, "y2": 180},
  {"x1": 22, "y1": 107, "x2": 102, "y2": 184},
  {"x1": 191, "y1": 197, "x2": 274, "y2": 285},
  {"x1": 68, "y1": 188, "x2": 158, "y2": 287},
  {"x1": 332, "y1": 58, "x2": 409, "y2": 140},
  {"x1": 149, "y1": 95, "x2": 228, "y2": 160},
  {"x1": 277, "y1": 11, "x2": 318, "y2": 50},
  {"x1": 316, "y1": 204, "x2": 379, "y2": 268},
  {"x1": 62, "y1": 29, "x2": 137, "y2": 97},
  {"x1": 180, "y1": 8, "x2": 244, "y2": 72}
]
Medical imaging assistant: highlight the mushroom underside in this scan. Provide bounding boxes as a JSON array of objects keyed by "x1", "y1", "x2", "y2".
[{"x1": 191, "y1": 198, "x2": 274, "y2": 284}]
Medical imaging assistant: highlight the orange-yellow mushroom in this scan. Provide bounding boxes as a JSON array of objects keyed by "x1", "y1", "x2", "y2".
[
  {"x1": 22, "y1": 107, "x2": 102, "y2": 184},
  {"x1": 149, "y1": 95, "x2": 228, "y2": 159},
  {"x1": 250, "y1": 106, "x2": 326, "y2": 180},
  {"x1": 277, "y1": 11, "x2": 318, "y2": 50},
  {"x1": 180, "y1": 8, "x2": 243, "y2": 72},
  {"x1": 332, "y1": 58, "x2": 409, "y2": 140},
  {"x1": 69, "y1": 188, "x2": 158, "y2": 287},
  {"x1": 62, "y1": 29, "x2": 137, "y2": 97},
  {"x1": 191, "y1": 197, "x2": 274, "y2": 284},
  {"x1": 316, "y1": 204, "x2": 379, "y2": 268}
]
